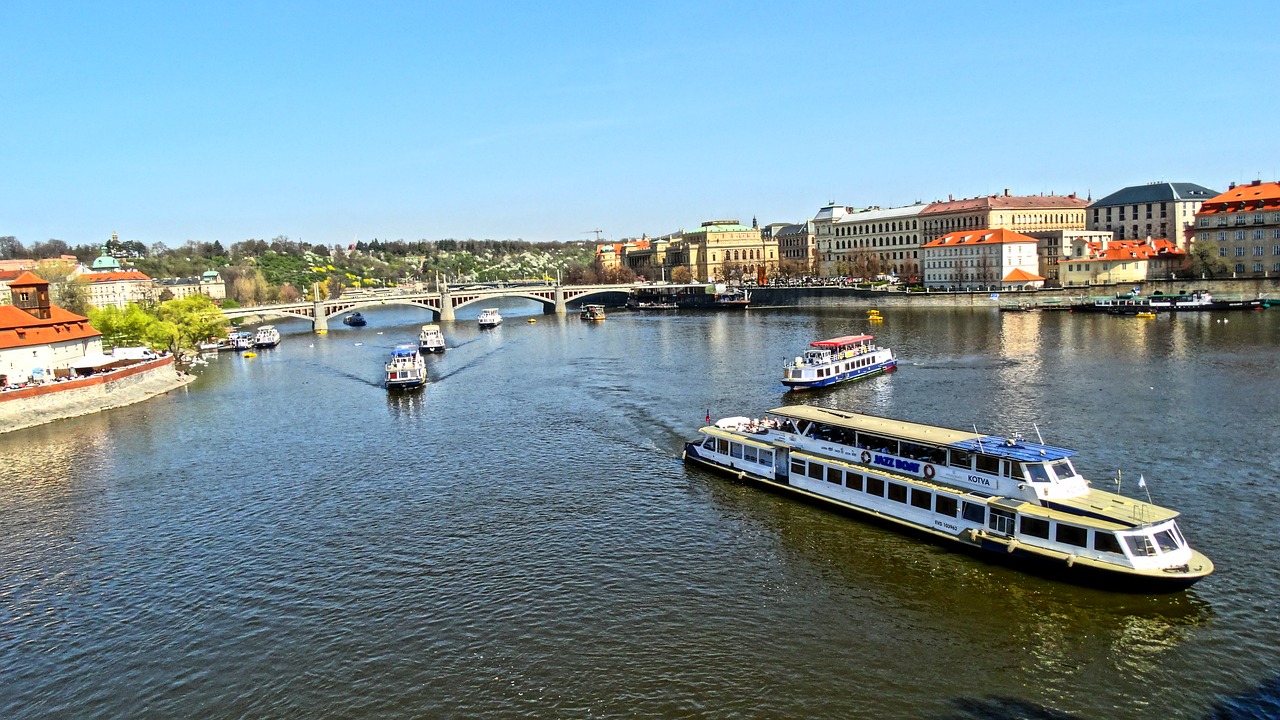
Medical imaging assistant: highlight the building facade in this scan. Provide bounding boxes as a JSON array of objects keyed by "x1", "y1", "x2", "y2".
[
  {"x1": 921, "y1": 228, "x2": 1043, "y2": 290},
  {"x1": 153, "y1": 270, "x2": 227, "y2": 301},
  {"x1": 822, "y1": 203, "x2": 928, "y2": 280},
  {"x1": 1058, "y1": 237, "x2": 1187, "y2": 287},
  {"x1": 0, "y1": 272, "x2": 103, "y2": 386},
  {"x1": 773, "y1": 222, "x2": 817, "y2": 270},
  {"x1": 1193, "y1": 180, "x2": 1280, "y2": 277},
  {"x1": 1087, "y1": 182, "x2": 1217, "y2": 249},
  {"x1": 920, "y1": 191, "x2": 1088, "y2": 244}
]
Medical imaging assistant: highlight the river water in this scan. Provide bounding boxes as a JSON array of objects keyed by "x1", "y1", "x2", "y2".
[{"x1": 2, "y1": 301, "x2": 1278, "y2": 719}]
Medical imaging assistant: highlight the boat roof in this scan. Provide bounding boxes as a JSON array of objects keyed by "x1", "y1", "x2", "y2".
[
  {"x1": 768, "y1": 405, "x2": 1075, "y2": 461},
  {"x1": 421, "y1": 324, "x2": 440, "y2": 331},
  {"x1": 810, "y1": 335, "x2": 873, "y2": 348},
  {"x1": 391, "y1": 346, "x2": 418, "y2": 357}
]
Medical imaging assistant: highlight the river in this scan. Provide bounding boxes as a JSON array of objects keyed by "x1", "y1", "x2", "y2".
[{"x1": 2, "y1": 301, "x2": 1278, "y2": 718}]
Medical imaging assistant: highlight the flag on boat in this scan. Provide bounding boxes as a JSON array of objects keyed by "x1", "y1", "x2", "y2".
[
  {"x1": 1138, "y1": 475, "x2": 1147, "y2": 488},
  {"x1": 705, "y1": 409, "x2": 711, "y2": 423}
]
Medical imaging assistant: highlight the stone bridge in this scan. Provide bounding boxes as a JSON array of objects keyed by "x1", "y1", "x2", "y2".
[{"x1": 221, "y1": 283, "x2": 634, "y2": 332}]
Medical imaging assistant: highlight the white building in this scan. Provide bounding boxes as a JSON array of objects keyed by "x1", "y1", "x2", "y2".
[
  {"x1": 824, "y1": 203, "x2": 928, "y2": 279},
  {"x1": 921, "y1": 228, "x2": 1043, "y2": 290},
  {"x1": 0, "y1": 272, "x2": 103, "y2": 386}
]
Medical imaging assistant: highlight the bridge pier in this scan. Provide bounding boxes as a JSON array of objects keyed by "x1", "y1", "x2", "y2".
[
  {"x1": 313, "y1": 300, "x2": 329, "y2": 334},
  {"x1": 439, "y1": 287, "x2": 455, "y2": 322},
  {"x1": 553, "y1": 286, "x2": 567, "y2": 315}
]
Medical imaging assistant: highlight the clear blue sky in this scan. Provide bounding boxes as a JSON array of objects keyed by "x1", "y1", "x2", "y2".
[{"x1": 2, "y1": 1, "x2": 1276, "y2": 249}]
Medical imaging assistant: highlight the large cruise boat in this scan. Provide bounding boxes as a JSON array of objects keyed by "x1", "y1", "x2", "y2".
[
  {"x1": 418, "y1": 324, "x2": 446, "y2": 353},
  {"x1": 384, "y1": 346, "x2": 426, "y2": 390},
  {"x1": 477, "y1": 308, "x2": 503, "y2": 328},
  {"x1": 252, "y1": 325, "x2": 281, "y2": 348},
  {"x1": 783, "y1": 334, "x2": 896, "y2": 391},
  {"x1": 683, "y1": 405, "x2": 1212, "y2": 591}
]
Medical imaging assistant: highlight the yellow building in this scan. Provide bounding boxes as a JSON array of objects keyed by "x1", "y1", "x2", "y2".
[
  {"x1": 921, "y1": 191, "x2": 1088, "y2": 243},
  {"x1": 1058, "y1": 237, "x2": 1187, "y2": 287},
  {"x1": 677, "y1": 220, "x2": 777, "y2": 282}
]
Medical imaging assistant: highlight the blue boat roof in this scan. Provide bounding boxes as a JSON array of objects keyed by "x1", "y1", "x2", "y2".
[
  {"x1": 391, "y1": 347, "x2": 417, "y2": 357},
  {"x1": 950, "y1": 436, "x2": 1075, "y2": 462}
]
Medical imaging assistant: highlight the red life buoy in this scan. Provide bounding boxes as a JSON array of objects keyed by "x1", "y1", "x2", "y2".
[
  {"x1": 860, "y1": 450, "x2": 871, "y2": 463},
  {"x1": 923, "y1": 465, "x2": 935, "y2": 479}
]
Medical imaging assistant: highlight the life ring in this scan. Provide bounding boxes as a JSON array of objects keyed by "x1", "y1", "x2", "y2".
[
  {"x1": 860, "y1": 450, "x2": 871, "y2": 463},
  {"x1": 923, "y1": 464, "x2": 935, "y2": 479}
]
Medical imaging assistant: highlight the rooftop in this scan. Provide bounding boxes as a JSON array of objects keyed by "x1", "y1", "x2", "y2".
[
  {"x1": 923, "y1": 193, "x2": 1088, "y2": 214},
  {"x1": 922, "y1": 228, "x2": 1040, "y2": 248},
  {"x1": 1090, "y1": 182, "x2": 1218, "y2": 207}
]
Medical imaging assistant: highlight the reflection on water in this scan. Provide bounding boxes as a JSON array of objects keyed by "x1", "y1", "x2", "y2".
[{"x1": 0, "y1": 306, "x2": 1277, "y2": 719}]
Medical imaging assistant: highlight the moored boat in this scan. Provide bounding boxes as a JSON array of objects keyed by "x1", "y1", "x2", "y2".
[
  {"x1": 783, "y1": 335, "x2": 896, "y2": 391},
  {"x1": 343, "y1": 312, "x2": 367, "y2": 326},
  {"x1": 682, "y1": 405, "x2": 1213, "y2": 591},
  {"x1": 418, "y1": 324, "x2": 447, "y2": 353},
  {"x1": 384, "y1": 345, "x2": 426, "y2": 389},
  {"x1": 253, "y1": 325, "x2": 281, "y2": 348},
  {"x1": 478, "y1": 308, "x2": 503, "y2": 328},
  {"x1": 229, "y1": 331, "x2": 255, "y2": 350}
]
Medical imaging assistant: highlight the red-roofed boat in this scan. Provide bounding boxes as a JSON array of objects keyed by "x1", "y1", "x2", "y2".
[{"x1": 782, "y1": 334, "x2": 896, "y2": 391}]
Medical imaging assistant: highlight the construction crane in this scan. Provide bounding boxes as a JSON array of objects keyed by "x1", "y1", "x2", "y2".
[{"x1": 582, "y1": 229, "x2": 604, "y2": 242}]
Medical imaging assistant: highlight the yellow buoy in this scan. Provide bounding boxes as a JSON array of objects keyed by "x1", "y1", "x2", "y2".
[
  {"x1": 243, "y1": 351, "x2": 257, "y2": 358},
  {"x1": 528, "y1": 318, "x2": 537, "y2": 323}
]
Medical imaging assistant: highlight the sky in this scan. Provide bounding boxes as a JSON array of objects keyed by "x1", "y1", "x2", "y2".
[{"x1": 2, "y1": 1, "x2": 1277, "y2": 249}]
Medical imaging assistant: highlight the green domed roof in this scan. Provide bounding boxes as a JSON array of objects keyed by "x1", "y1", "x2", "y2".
[{"x1": 91, "y1": 245, "x2": 121, "y2": 271}]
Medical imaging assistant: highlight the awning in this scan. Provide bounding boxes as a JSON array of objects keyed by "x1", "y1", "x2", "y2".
[{"x1": 71, "y1": 353, "x2": 118, "y2": 369}]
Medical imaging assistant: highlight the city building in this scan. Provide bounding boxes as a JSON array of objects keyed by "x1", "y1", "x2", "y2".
[
  {"x1": 1023, "y1": 230, "x2": 1114, "y2": 286},
  {"x1": 1087, "y1": 182, "x2": 1217, "y2": 249},
  {"x1": 920, "y1": 191, "x2": 1088, "y2": 244},
  {"x1": 1058, "y1": 237, "x2": 1187, "y2": 287},
  {"x1": 1193, "y1": 180, "x2": 1280, "y2": 277},
  {"x1": 921, "y1": 228, "x2": 1043, "y2": 290},
  {"x1": 153, "y1": 270, "x2": 227, "y2": 301},
  {"x1": 823, "y1": 203, "x2": 928, "y2": 280},
  {"x1": 810, "y1": 203, "x2": 857, "y2": 275},
  {"x1": 0, "y1": 272, "x2": 103, "y2": 386},
  {"x1": 772, "y1": 222, "x2": 817, "y2": 270},
  {"x1": 678, "y1": 220, "x2": 777, "y2": 282},
  {"x1": 71, "y1": 245, "x2": 153, "y2": 309}
]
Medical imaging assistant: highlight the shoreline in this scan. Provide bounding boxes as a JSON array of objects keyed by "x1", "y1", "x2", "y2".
[{"x1": 0, "y1": 356, "x2": 196, "y2": 435}]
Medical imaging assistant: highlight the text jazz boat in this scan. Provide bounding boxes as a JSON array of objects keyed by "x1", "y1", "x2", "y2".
[
  {"x1": 418, "y1": 324, "x2": 447, "y2": 353},
  {"x1": 478, "y1": 308, "x2": 503, "y2": 328},
  {"x1": 683, "y1": 405, "x2": 1212, "y2": 591},
  {"x1": 580, "y1": 304, "x2": 607, "y2": 321},
  {"x1": 253, "y1": 325, "x2": 281, "y2": 349},
  {"x1": 783, "y1": 334, "x2": 896, "y2": 391},
  {"x1": 384, "y1": 345, "x2": 426, "y2": 390}
]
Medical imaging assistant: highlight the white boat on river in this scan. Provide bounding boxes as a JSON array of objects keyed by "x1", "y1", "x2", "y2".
[
  {"x1": 783, "y1": 334, "x2": 895, "y2": 390},
  {"x1": 683, "y1": 405, "x2": 1212, "y2": 591}
]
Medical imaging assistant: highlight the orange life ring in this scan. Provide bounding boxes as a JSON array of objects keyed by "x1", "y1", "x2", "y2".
[
  {"x1": 860, "y1": 450, "x2": 871, "y2": 463},
  {"x1": 923, "y1": 465, "x2": 935, "y2": 479}
]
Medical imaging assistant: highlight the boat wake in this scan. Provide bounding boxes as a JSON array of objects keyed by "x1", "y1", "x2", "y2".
[{"x1": 912, "y1": 356, "x2": 1022, "y2": 370}]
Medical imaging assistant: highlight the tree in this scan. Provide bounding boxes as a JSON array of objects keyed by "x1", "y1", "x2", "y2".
[
  {"x1": 670, "y1": 265, "x2": 692, "y2": 284},
  {"x1": 278, "y1": 284, "x2": 302, "y2": 302},
  {"x1": 56, "y1": 279, "x2": 91, "y2": 316},
  {"x1": 1187, "y1": 240, "x2": 1230, "y2": 279},
  {"x1": 0, "y1": 236, "x2": 26, "y2": 260},
  {"x1": 30, "y1": 239, "x2": 71, "y2": 259}
]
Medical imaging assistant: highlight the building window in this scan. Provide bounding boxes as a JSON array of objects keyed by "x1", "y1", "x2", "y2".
[
  {"x1": 1219, "y1": 248, "x2": 1228, "y2": 257},
  {"x1": 1236, "y1": 263, "x2": 1245, "y2": 273},
  {"x1": 1254, "y1": 263, "x2": 1264, "y2": 272},
  {"x1": 1236, "y1": 247, "x2": 1246, "y2": 256},
  {"x1": 1256, "y1": 246, "x2": 1265, "y2": 256}
]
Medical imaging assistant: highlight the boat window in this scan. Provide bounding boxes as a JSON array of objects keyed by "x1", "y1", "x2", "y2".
[
  {"x1": 1093, "y1": 531, "x2": 1123, "y2": 554},
  {"x1": 858, "y1": 433, "x2": 898, "y2": 456},
  {"x1": 1025, "y1": 464, "x2": 1052, "y2": 483},
  {"x1": 910, "y1": 488, "x2": 932, "y2": 510},
  {"x1": 961, "y1": 501, "x2": 985, "y2": 524},
  {"x1": 935, "y1": 495, "x2": 958, "y2": 517},
  {"x1": 717, "y1": 439, "x2": 729, "y2": 454},
  {"x1": 1056, "y1": 524, "x2": 1088, "y2": 547},
  {"x1": 1153, "y1": 529, "x2": 1180, "y2": 553},
  {"x1": 949, "y1": 449, "x2": 972, "y2": 469},
  {"x1": 887, "y1": 483, "x2": 907, "y2": 503},
  {"x1": 1019, "y1": 516, "x2": 1050, "y2": 539},
  {"x1": 865, "y1": 477, "x2": 885, "y2": 497},
  {"x1": 988, "y1": 508, "x2": 1016, "y2": 534},
  {"x1": 1122, "y1": 534, "x2": 1159, "y2": 557},
  {"x1": 844, "y1": 472, "x2": 863, "y2": 492},
  {"x1": 807, "y1": 462, "x2": 824, "y2": 480},
  {"x1": 1168, "y1": 522, "x2": 1185, "y2": 547},
  {"x1": 758, "y1": 450, "x2": 773, "y2": 466},
  {"x1": 743, "y1": 446, "x2": 757, "y2": 463},
  {"x1": 975, "y1": 454, "x2": 1001, "y2": 474},
  {"x1": 730, "y1": 443, "x2": 743, "y2": 459},
  {"x1": 826, "y1": 467, "x2": 843, "y2": 485},
  {"x1": 1049, "y1": 459, "x2": 1075, "y2": 480},
  {"x1": 791, "y1": 459, "x2": 806, "y2": 476}
]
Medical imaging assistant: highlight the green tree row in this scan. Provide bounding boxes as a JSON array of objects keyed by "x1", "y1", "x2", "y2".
[{"x1": 88, "y1": 295, "x2": 228, "y2": 354}]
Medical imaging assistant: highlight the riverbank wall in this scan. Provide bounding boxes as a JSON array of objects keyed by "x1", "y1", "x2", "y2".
[
  {"x1": 0, "y1": 356, "x2": 196, "y2": 435},
  {"x1": 749, "y1": 276, "x2": 1280, "y2": 309}
]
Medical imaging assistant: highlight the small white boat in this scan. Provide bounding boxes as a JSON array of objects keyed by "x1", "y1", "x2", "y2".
[
  {"x1": 783, "y1": 334, "x2": 896, "y2": 391},
  {"x1": 478, "y1": 308, "x2": 503, "y2": 328},
  {"x1": 384, "y1": 345, "x2": 426, "y2": 390},
  {"x1": 419, "y1": 324, "x2": 447, "y2": 353},
  {"x1": 253, "y1": 325, "x2": 281, "y2": 349},
  {"x1": 229, "y1": 331, "x2": 254, "y2": 350}
]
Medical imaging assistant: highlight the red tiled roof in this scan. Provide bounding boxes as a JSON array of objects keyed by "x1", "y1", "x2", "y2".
[
  {"x1": 0, "y1": 270, "x2": 27, "y2": 283},
  {"x1": 7, "y1": 271, "x2": 48, "y2": 288},
  {"x1": 922, "y1": 194, "x2": 1088, "y2": 214},
  {"x1": 921, "y1": 228, "x2": 1040, "y2": 248},
  {"x1": 1196, "y1": 181, "x2": 1280, "y2": 215},
  {"x1": 1072, "y1": 238, "x2": 1185, "y2": 263},
  {"x1": 0, "y1": 304, "x2": 100, "y2": 350},
  {"x1": 1002, "y1": 268, "x2": 1044, "y2": 282},
  {"x1": 82, "y1": 270, "x2": 151, "y2": 283}
]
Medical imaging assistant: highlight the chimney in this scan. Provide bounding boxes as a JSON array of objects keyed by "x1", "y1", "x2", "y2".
[
  {"x1": 948, "y1": 194, "x2": 953, "y2": 202},
  {"x1": 1229, "y1": 182, "x2": 1236, "y2": 190},
  {"x1": 1069, "y1": 192, "x2": 1076, "y2": 199},
  {"x1": 1253, "y1": 179, "x2": 1263, "y2": 186},
  {"x1": 1004, "y1": 188, "x2": 1010, "y2": 197}
]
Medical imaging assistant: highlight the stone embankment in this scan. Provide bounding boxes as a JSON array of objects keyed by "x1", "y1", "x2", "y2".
[{"x1": 0, "y1": 356, "x2": 196, "y2": 435}]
